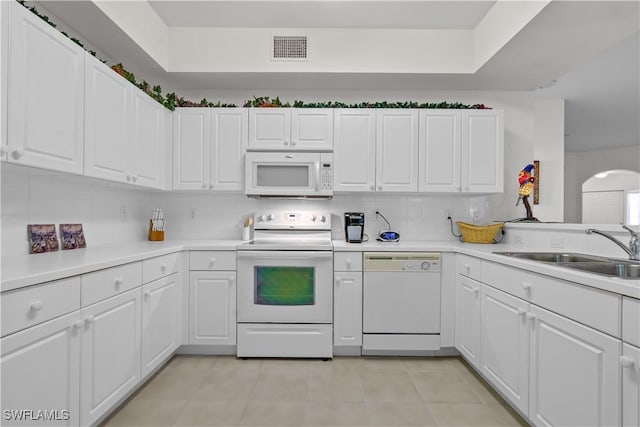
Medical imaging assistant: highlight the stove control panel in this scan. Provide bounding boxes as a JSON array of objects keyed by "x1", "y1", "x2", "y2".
[{"x1": 254, "y1": 211, "x2": 332, "y2": 230}]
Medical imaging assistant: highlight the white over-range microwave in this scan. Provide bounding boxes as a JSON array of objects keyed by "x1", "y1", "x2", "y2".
[{"x1": 245, "y1": 152, "x2": 334, "y2": 198}]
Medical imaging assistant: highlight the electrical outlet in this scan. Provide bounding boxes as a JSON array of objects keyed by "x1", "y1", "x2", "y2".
[
  {"x1": 445, "y1": 209, "x2": 453, "y2": 219},
  {"x1": 471, "y1": 209, "x2": 481, "y2": 224}
]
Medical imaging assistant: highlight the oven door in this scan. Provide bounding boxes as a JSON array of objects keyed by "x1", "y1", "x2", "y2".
[
  {"x1": 245, "y1": 152, "x2": 333, "y2": 197},
  {"x1": 237, "y1": 251, "x2": 333, "y2": 323}
]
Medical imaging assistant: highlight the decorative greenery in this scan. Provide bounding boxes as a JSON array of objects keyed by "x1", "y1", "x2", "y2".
[{"x1": 16, "y1": 0, "x2": 492, "y2": 112}]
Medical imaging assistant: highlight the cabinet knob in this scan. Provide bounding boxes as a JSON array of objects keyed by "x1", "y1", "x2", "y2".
[
  {"x1": 160, "y1": 264, "x2": 167, "y2": 271},
  {"x1": 370, "y1": 185, "x2": 375, "y2": 191},
  {"x1": 619, "y1": 356, "x2": 635, "y2": 368},
  {"x1": 523, "y1": 282, "x2": 532, "y2": 292},
  {"x1": 517, "y1": 309, "x2": 527, "y2": 317},
  {"x1": 464, "y1": 264, "x2": 471, "y2": 272},
  {"x1": 85, "y1": 316, "x2": 95, "y2": 324},
  {"x1": 126, "y1": 175, "x2": 131, "y2": 181},
  {"x1": 209, "y1": 258, "x2": 216, "y2": 265},
  {"x1": 30, "y1": 301, "x2": 43, "y2": 311},
  {"x1": 346, "y1": 259, "x2": 352, "y2": 268},
  {"x1": 472, "y1": 287, "x2": 479, "y2": 296},
  {"x1": 201, "y1": 183, "x2": 207, "y2": 189},
  {"x1": 229, "y1": 276, "x2": 235, "y2": 282},
  {"x1": 209, "y1": 184, "x2": 214, "y2": 189},
  {"x1": 11, "y1": 149, "x2": 23, "y2": 159},
  {"x1": 525, "y1": 312, "x2": 536, "y2": 321},
  {"x1": 144, "y1": 291, "x2": 151, "y2": 298},
  {"x1": 284, "y1": 140, "x2": 289, "y2": 146},
  {"x1": 132, "y1": 176, "x2": 137, "y2": 183},
  {"x1": 377, "y1": 186, "x2": 383, "y2": 191},
  {"x1": 335, "y1": 276, "x2": 341, "y2": 284},
  {"x1": 291, "y1": 140, "x2": 296, "y2": 146},
  {"x1": 114, "y1": 277, "x2": 124, "y2": 287},
  {"x1": 72, "y1": 320, "x2": 84, "y2": 330}
]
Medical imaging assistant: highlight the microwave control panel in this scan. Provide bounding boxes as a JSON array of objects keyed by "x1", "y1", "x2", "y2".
[{"x1": 321, "y1": 163, "x2": 333, "y2": 191}]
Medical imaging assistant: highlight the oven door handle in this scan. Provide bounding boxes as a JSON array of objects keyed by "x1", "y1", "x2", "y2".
[
  {"x1": 237, "y1": 251, "x2": 333, "y2": 260},
  {"x1": 315, "y1": 161, "x2": 320, "y2": 192}
]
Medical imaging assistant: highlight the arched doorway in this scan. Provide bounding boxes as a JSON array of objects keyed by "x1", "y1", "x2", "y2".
[{"x1": 582, "y1": 169, "x2": 640, "y2": 224}]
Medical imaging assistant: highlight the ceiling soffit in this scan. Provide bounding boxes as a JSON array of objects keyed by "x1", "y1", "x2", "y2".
[{"x1": 91, "y1": 0, "x2": 549, "y2": 75}]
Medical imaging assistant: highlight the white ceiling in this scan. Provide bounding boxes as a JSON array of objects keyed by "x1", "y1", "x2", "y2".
[
  {"x1": 147, "y1": 1, "x2": 496, "y2": 29},
  {"x1": 34, "y1": 0, "x2": 640, "y2": 152}
]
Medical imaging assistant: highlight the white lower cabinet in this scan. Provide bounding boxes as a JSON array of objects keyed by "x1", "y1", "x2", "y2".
[
  {"x1": 455, "y1": 274, "x2": 481, "y2": 368},
  {"x1": 529, "y1": 305, "x2": 620, "y2": 427},
  {"x1": 621, "y1": 343, "x2": 640, "y2": 427},
  {"x1": 480, "y1": 285, "x2": 529, "y2": 416},
  {"x1": 80, "y1": 288, "x2": 141, "y2": 426},
  {"x1": 141, "y1": 273, "x2": 181, "y2": 378},
  {"x1": 189, "y1": 271, "x2": 236, "y2": 345},
  {"x1": 1, "y1": 311, "x2": 82, "y2": 426},
  {"x1": 333, "y1": 272, "x2": 362, "y2": 348}
]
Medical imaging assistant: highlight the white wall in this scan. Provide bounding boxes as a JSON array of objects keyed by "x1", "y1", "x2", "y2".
[
  {"x1": 564, "y1": 145, "x2": 640, "y2": 223},
  {"x1": 1, "y1": 165, "x2": 154, "y2": 257}
]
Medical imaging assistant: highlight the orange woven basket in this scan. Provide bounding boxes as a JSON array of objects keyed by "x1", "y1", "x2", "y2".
[{"x1": 456, "y1": 222, "x2": 504, "y2": 244}]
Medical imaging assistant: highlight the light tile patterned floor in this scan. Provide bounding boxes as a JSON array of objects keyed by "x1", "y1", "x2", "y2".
[{"x1": 101, "y1": 356, "x2": 529, "y2": 427}]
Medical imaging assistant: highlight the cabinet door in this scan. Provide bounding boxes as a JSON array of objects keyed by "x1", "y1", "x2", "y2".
[
  {"x1": 248, "y1": 108, "x2": 291, "y2": 150},
  {"x1": 461, "y1": 110, "x2": 504, "y2": 193},
  {"x1": 81, "y1": 289, "x2": 141, "y2": 426},
  {"x1": 418, "y1": 110, "x2": 461, "y2": 192},
  {"x1": 333, "y1": 109, "x2": 376, "y2": 192},
  {"x1": 141, "y1": 274, "x2": 181, "y2": 378},
  {"x1": 1, "y1": 311, "x2": 81, "y2": 427},
  {"x1": 621, "y1": 343, "x2": 640, "y2": 427},
  {"x1": 334, "y1": 272, "x2": 362, "y2": 347},
  {"x1": 173, "y1": 108, "x2": 211, "y2": 190},
  {"x1": 529, "y1": 305, "x2": 620, "y2": 427},
  {"x1": 7, "y1": 1, "x2": 84, "y2": 174},
  {"x1": 455, "y1": 274, "x2": 481, "y2": 368},
  {"x1": 84, "y1": 55, "x2": 131, "y2": 183},
  {"x1": 211, "y1": 108, "x2": 247, "y2": 191},
  {"x1": 189, "y1": 271, "x2": 236, "y2": 345},
  {"x1": 480, "y1": 285, "x2": 529, "y2": 416},
  {"x1": 130, "y1": 90, "x2": 166, "y2": 189},
  {"x1": 375, "y1": 110, "x2": 418, "y2": 192},
  {"x1": 290, "y1": 108, "x2": 334, "y2": 150}
]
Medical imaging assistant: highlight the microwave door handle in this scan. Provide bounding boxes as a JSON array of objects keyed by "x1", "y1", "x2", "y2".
[{"x1": 315, "y1": 161, "x2": 320, "y2": 191}]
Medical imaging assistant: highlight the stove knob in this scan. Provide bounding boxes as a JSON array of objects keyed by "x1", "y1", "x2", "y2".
[
  {"x1": 311, "y1": 214, "x2": 317, "y2": 222},
  {"x1": 421, "y1": 262, "x2": 431, "y2": 270},
  {"x1": 320, "y1": 215, "x2": 327, "y2": 223},
  {"x1": 267, "y1": 214, "x2": 275, "y2": 221},
  {"x1": 259, "y1": 214, "x2": 267, "y2": 222}
]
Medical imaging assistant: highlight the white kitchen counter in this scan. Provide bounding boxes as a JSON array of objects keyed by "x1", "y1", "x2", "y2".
[
  {"x1": 1, "y1": 240, "x2": 243, "y2": 292},
  {"x1": 2, "y1": 239, "x2": 638, "y2": 299}
]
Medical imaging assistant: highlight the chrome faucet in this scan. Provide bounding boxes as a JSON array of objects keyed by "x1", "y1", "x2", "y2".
[{"x1": 585, "y1": 224, "x2": 640, "y2": 261}]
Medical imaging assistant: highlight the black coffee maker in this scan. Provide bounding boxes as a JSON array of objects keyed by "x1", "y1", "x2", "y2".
[{"x1": 344, "y1": 212, "x2": 365, "y2": 243}]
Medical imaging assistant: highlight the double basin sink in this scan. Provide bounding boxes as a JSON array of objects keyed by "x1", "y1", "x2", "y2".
[{"x1": 493, "y1": 252, "x2": 640, "y2": 280}]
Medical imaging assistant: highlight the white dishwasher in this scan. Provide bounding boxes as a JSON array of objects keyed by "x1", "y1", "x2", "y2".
[{"x1": 363, "y1": 252, "x2": 441, "y2": 355}]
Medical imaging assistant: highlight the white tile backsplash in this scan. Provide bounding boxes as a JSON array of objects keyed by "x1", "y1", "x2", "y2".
[{"x1": 2, "y1": 166, "x2": 491, "y2": 255}]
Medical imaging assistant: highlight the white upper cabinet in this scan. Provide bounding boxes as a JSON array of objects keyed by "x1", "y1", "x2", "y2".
[
  {"x1": 1, "y1": 2, "x2": 8, "y2": 162},
  {"x1": 6, "y1": 1, "x2": 84, "y2": 174},
  {"x1": 461, "y1": 110, "x2": 504, "y2": 193},
  {"x1": 130, "y1": 90, "x2": 168, "y2": 189},
  {"x1": 173, "y1": 107, "x2": 247, "y2": 191},
  {"x1": 173, "y1": 108, "x2": 211, "y2": 190},
  {"x1": 248, "y1": 108, "x2": 333, "y2": 151},
  {"x1": 375, "y1": 109, "x2": 419, "y2": 192},
  {"x1": 333, "y1": 109, "x2": 376, "y2": 192},
  {"x1": 418, "y1": 110, "x2": 462, "y2": 192},
  {"x1": 85, "y1": 56, "x2": 168, "y2": 189},
  {"x1": 290, "y1": 109, "x2": 334, "y2": 150},
  {"x1": 211, "y1": 108, "x2": 247, "y2": 191},
  {"x1": 84, "y1": 55, "x2": 131, "y2": 183}
]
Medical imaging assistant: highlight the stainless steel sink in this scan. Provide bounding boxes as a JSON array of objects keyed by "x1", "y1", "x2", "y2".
[
  {"x1": 493, "y1": 252, "x2": 640, "y2": 280},
  {"x1": 564, "y1": 261, "x2": 640, "y2": 279},
  {"x1": 493, "y1": 252, "x2": 607, "y2": 263}
]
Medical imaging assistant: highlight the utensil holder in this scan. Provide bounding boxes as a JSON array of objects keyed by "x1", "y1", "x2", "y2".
[{"x1": 148, "y1": 220, "x2": 164, "y2": 241}]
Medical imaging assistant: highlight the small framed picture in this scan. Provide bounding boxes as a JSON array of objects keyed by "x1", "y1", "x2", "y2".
[
  {"x1": 60, "y1": 224, "x2": 86, "y2": 250},
  {"x1": 28, "y1": 224, "x2": 59, "y2": 254}
]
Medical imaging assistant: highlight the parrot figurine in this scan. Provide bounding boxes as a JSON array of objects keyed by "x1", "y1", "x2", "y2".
[{"x1": 516, "y1": 163, "x2": 537, "y2": 220}]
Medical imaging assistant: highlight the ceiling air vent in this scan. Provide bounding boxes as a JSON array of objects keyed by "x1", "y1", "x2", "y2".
[{"x1": 272, "y1": 35, "x2": 308, "y2": 61}]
